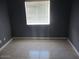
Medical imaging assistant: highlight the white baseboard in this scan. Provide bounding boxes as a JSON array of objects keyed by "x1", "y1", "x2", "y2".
[
  {"x1": 0, "y1": 38, "x2": 13, "y2": 52},
  {"x1": 14, "y1": 37, "x2": 67, "y2": 40},
  {"x1": 67, "y1": 39, "x2": 79, "y2": 56}
]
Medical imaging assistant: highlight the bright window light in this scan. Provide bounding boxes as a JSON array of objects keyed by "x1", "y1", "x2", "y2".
[{"x1": 25, "y1": 1, "x2": 50, "y2": 25}]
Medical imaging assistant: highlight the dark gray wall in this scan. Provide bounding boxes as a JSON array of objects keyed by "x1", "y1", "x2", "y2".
[
  {"x1": 0, "y1": 0, "x2": 11, "y2": 48},
  {"x1": 69, "y1": 0, "x2": 79, "y2": 52},
  {"x1": 8, "y1": 0, "x2": 71, "y2": 37}
]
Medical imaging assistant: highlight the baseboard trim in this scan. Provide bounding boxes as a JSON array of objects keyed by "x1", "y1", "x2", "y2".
[
  {"x1": 0, "y1": 38, "x2": 13, "y2": 52},
  {"x1": 67, "y1": 39, "x2": 79, "y2": 56},
  {"x1": 14, "y1": 37, "x2": 67, "y2": 40}
]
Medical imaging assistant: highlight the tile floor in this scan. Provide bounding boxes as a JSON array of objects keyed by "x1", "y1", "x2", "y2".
[{"x1": 0, "y1": 39, "x2": 79, "y2": 59}]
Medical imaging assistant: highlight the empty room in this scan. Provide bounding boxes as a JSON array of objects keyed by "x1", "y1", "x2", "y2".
[{"x1": 0, "y1": 0, "x2": 79, "y2": 59}]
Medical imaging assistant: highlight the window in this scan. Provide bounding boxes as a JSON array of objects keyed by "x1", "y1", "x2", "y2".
[{"x1": 25, "y1": 0, "x2": 50, "y2": 25}]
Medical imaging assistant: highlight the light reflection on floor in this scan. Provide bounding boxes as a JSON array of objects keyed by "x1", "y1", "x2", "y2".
[{"x1": 29, "y1": 50, "x2": 49, "y2": 59}]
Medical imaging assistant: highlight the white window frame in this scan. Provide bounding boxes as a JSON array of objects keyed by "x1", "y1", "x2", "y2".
[{"x1": 24, "y1": 0, "x2": 50, "y2": 25}]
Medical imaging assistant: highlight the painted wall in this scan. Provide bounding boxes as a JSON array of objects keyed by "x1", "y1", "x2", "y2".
[
  {"x1": 7, "y1": 0, "x2": 71, "y2": 37},
  {"x1": 69, "y1": 0, "x2": 79, "y2": 52},
  {"x1": 0, "y1": 0, "x2": 11, "y2": 48}
]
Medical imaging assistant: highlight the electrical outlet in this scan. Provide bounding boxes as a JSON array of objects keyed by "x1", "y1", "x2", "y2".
[
  {"x1": 0, "y1": 40, "x2": 2, "y2": 43},
  {"x1": 4, "y1": 37, "x2": 6, "y2": 41}
]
